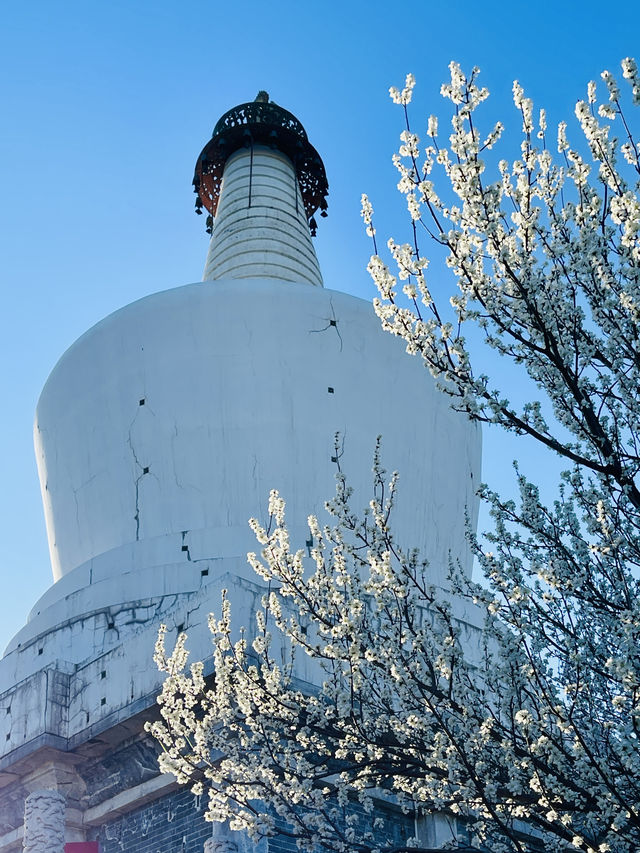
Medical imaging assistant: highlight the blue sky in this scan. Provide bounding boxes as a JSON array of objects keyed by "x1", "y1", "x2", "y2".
[{"x1": 1, "y1": 0, "x2": 637, "y2": 653}]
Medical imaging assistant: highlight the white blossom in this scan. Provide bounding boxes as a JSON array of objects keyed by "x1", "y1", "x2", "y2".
[
  {"x1": 360, "y1": 193, "x2": 376, "y2": 238},
  {"x1": 150, "y1": 61, "x2": 640, "y2": 853},
  {"x1": 389, "y1": 72, "x2": 415, "y2": 106}
]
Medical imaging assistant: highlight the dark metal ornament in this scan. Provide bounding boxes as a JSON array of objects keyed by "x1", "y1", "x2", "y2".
[{"x1": 193, "y1": 93, "x2": 329, "y2": 236}]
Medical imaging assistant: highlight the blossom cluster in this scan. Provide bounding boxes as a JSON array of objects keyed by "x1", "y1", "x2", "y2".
[
  {"x1": 149, "y1": 62, "x2": 640, "y2": 853},
  {"x1": 360, "y1": 58, "x2": 640, "y2": 852}
]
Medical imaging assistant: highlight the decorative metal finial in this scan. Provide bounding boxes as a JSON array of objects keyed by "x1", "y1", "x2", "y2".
[{"x1": 193, "y1": 97, "x2": 329, "y2": 236}]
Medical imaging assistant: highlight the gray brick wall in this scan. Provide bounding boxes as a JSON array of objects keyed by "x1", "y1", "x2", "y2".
[
  {"x1": 268, "y1": 800, "x2": 414, "y2": 853},
  {"x1": 90, "y1": 788, "x2": 211, "y2": 853},
  {"x1": 90, "y1": 786, "x2": 415, "y2": 853}
]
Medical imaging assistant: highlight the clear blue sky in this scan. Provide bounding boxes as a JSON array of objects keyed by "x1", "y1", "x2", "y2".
[{"x1": 1, "y1": 0, "x2": 636, "y2": 653}]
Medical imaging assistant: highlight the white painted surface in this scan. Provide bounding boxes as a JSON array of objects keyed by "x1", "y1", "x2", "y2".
[
  {"x1": 33, "y1": 278, "x2": 479, "y2": 594},
  {"x1": 203, "y1": 148, "x2": 323, "y2": 287},
  {"x1": 0, "y1": 110, "x2": 483, "y2": 848},
  {"x1": 1, "y1": 151, "x2": 480, "y2": 748},
  {"x1": 0, "y1": 571, "x2": 485, "y2": 765},
  {"x1": 0, "y1": 572, "x2": 323, "y2": 751},
  {"x1": 0, "y1": 275, "x2": 480, "y2": 752}
]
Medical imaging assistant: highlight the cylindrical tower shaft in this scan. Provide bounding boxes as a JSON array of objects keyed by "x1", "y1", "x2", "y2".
[{"x1": 202, "y1": 146, "x2": 323, "y2": 286}]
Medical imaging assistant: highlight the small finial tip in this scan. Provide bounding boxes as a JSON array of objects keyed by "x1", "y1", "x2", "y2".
[{"x1": 255, "y1": 91, "x2": 269, "y2": 103}]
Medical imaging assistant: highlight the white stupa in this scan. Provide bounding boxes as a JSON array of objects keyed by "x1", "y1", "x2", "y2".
[{"x1": 0, "y1": 94, "x2": 481, "y2": 853}]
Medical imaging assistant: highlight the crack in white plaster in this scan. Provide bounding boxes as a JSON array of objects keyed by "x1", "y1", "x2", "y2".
[
  {"x1": 126, "y1": 427, "x2": 143, "y2": 541},
  {"x1": 308, "y1": 297, "x2": 343, "y2": 351},
  {"x1": 11, "y1": 596, "x2": 182, "y2": 660}
]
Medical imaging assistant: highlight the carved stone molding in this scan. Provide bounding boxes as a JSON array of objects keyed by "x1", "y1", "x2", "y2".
[
  {"x1": 22, "y1": 789, "x2": 65, "y2": 853},
  {"x1": 203, "y1": 822, "x2": 239, "y2": 852},
  {"x1": 203, "y1": 821, "x2": 268, "y2": 853},
  {"x1": 204, "y1": 840, "x2": 239, "y2": 853}
]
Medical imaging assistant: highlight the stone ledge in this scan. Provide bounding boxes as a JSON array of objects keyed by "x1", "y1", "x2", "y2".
[
  {"x1": 83, "y1": 773, "x2": 178, "y2": 826},
  {"x1": 0, "y1": 824, "x2": 22, "y2": 853}
]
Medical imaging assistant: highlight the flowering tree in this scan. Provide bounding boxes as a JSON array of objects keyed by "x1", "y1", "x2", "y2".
[{"x1": 148, "y1": 60, "x2": 640, "y2": 853}]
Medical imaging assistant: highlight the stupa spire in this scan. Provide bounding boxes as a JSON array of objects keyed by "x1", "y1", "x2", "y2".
[{"x1": 193, "y1": 93, "x2": 328, "y2": 286}]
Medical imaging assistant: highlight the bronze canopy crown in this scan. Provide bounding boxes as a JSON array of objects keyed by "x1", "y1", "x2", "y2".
[{"x1": 193, "y1": 93, "x2": 329, "y2": 236}]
